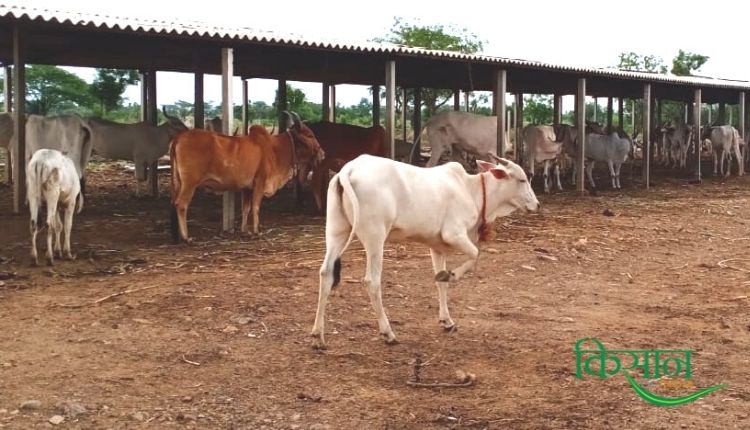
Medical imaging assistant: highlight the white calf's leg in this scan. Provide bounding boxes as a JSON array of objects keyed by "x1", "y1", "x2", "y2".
[
  {"x1": 586, "y1": 161, "x2": 596, "y2": 189},
  {"x1": 429, "y1": 249, "x2": 454, "y2": 330},
  {"x1": 62, "y1": 204, "x2": 75, "y2": 259},
  {"x1": 713, "y1": 150, "x2": 718, "y2": 175},
  {"x1": 425, "y1": 142, "x2": 447, "y2": 167},
  {"x1": 733, "y1": 143, "x2": 743, "y2": 176},
  {"x1": 29, "y1": 199, "x2": 40, "y2": 266},
  {"x1": 53, "y1": 212, "x2": 63, "y2": 258},
  {"x1": 44, "y1": 190, "x2": 60, "y2": 266},
  {"x1": 554, "y1": 162, "x2": 563, "y2": 191},
  {"x1": 311, "y1": 192, "x2": 352, "y2": 350},
  {"x1": 360, "y1": 230, "x2": 395, "y2": 344}
]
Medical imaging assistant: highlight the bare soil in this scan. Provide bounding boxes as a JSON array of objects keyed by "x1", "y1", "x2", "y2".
[{"x1": 0, "y1": 161, "x2": 748, "y2": 429}]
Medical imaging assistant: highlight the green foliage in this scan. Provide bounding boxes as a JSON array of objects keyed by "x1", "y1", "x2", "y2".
[
  {"x1": 617, "y1": 52, "x2": 668, "y2": 73},
  {"x1": 376, "y1": 17, "x2": 485, "y2": 117},
  {"x1": 26, "y1": 65, "x2": 93, "y2": 115},
  {"x1": 524, "y1": 95, "x2": 553, "y2": 124},
  {"x1": 273, "y1": 84, "x2": 322, "y2": 121},
  {"x1": 671, "y1": 50, "x2": 709, "y2": 76},
  {"x1": 89, "y1": 68, "x2": 139, "y2": 116}
]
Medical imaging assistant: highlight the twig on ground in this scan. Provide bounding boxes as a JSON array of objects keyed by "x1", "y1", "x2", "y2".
[
  {"x1": 181, "y1": 354, "x2": 201, "y2": 366},
  {"x1": 95, "y1": 285, "x2": 162, "y2": 304}
]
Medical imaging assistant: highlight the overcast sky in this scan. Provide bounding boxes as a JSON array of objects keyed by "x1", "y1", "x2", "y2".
[{"x1": 20, "y1": 0, "x2": 750, "y2": 110}]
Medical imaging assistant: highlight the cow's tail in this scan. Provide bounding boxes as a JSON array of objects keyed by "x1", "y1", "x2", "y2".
[
  {"x1": 408, "y1": 125, "x2": 428, "y2": 165},
  {"x1": 169, "y1": 139, "x2": 180, "y2": 243},
  {"x1": 324, "y1": 166, "x2": 359, "y2": 288},
  {"x1": 75, "y1": 188, "x2": 84, "y2": 214}
]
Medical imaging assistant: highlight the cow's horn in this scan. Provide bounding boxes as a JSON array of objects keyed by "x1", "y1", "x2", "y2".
[
  {"x1": 291, "y1": 112, "x2": 302, "y2": 125},
  {"x1": 490, "y1": 154, "x2": 510, "y2": 166}
]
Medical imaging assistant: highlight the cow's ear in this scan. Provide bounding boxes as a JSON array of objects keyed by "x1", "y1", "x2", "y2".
[
  {"x1": 490, "y1": 168, "x2": 509, "y2": 180},
  {"x1": 477, "y1": 160, "x2": 495, "y2": 172}
]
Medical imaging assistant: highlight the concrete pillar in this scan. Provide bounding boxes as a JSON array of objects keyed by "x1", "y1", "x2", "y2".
[
  {"x1": 494, "y1": 70, "x2": 507, "y2": 157},
  {"x1": 221, "y1": 48, "x2": 235, "y2": 233}
]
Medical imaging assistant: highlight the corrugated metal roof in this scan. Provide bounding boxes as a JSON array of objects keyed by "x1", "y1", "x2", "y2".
[{"x1": 3, "y1": 3, "x2": 749, "y2": 91}]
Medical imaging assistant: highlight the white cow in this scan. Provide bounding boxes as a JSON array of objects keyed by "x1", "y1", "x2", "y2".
[
  {"x1": 11, "y1": 114, "x2": 92, "y2": 188},
  {"x1": 311, "y1": 154, "x2": 539, "y2": 349},
  {"x1": 523, "y1": 124, "x2": 577, "y2": 193},
  {"x1": 87, "y1": 110, "x2": 187, "y2": 194},
  {"x1": 27, "y1": 149, "x2": 83, "y2": 266},
  {"x1": 575, "y1": 131, "x2": 632, "y2": 189},
  {"x1": 663, "y1": 123, "x2": 693, "y2": 169},
  {"x1": 705, "y1": 125, "x2": 743, "y2": 177},
  {"x1": 0, "y1": 112, "x2": 12, "y2": 183},
  {"x1": 410, "y1": 111, "x2": 501, "y2": 167}
]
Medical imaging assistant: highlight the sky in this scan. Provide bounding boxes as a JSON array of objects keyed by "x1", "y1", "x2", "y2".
[{"x1": 19, "y1": 0, "x2": 750, "y2": 111}]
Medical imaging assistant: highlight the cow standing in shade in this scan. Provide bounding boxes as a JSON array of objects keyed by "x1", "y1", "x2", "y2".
[
  {"x1": 311, "y1": 154, "x2": 539, "y2": 349},
  {"x1": 169, "y1": 112, "x2": 324, "y2": 242},
  {"x1": 86, "y1": 108, "x2": 188, "y2": 195},
  {"x1": 305, "y1": 121, "x2": 387, "y2": 212}
]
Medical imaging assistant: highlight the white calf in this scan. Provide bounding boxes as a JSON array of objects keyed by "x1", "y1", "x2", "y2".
[
  {"x1": 311, "y1": 154, "x2": 539, "y2": 349},
  {"x1": 582, "y1": 131, "x2": 632, "y2": 189},
  {"x1": 26, "y1": 149, "x2": 83, "y2": 266},
  {"x1": 706, "y1": 125, "x2": 743, "y2": 177}
]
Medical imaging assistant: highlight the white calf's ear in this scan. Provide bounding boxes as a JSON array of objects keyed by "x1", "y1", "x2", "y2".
[
  {"x1": 489, "y1": 167, "x2": 509, "y2": 180},
  {"x1": 476, "y1": 160, "x2": 495, "y2": 172}
]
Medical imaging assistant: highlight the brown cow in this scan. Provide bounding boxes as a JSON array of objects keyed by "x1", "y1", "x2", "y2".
[
  {"x1": 305, "y1": 122, "x2": 386, "y2": 211},
  {"x1": 170, "y1": 112, "x2": 324, "y2": 242}
]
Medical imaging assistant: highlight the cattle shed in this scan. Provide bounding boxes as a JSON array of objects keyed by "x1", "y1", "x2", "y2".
[{"x1": 2, "y1": 4, "x2": 750, "y2": 228}]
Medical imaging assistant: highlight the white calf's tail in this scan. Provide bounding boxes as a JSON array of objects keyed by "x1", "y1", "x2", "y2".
[
  {"x1": 334, "y1": 166, "x2": 360, "y2": 258},
  {"x1": 26, "y1": 160, "x2": 59, "y2": 228}
]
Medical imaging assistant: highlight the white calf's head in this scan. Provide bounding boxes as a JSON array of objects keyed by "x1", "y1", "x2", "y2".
[{"x1": 477, "y1": 157, "x2": 539, "y2": 219}]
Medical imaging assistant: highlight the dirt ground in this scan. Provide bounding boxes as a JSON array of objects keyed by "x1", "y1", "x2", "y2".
[{"x1": 0, "y1": 160, "x2": 748, "y2": 429}]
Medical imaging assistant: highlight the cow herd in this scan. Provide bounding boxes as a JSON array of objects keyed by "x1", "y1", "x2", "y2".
[{"x1": 2, "y1": 107, "x2": 747, "y2": 348}]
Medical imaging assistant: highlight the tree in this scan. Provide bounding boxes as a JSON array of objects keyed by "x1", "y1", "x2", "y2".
[
  {"x1": 375, "y1": 17, "x2": 485, "y2": 116},
  {"x1": 617, "y1": 52, "x2": 667, "y2": 73},
  {"x1": 25, "y1": 65, "x2": 93, "y2": 115},
  {"x1": 524, "y1": 95, "x2": 553, "y2": 124},
  {"x1": 671, "y1": 50, "x2": 709, "y2": 76},
  {"x1": 89, "y1": 68, "x2": 139, "y2": 116}
]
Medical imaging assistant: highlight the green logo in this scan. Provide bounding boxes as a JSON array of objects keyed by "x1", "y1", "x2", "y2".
[{"x1": 574, "y1": 338, "x2": 726, "y2": 407}]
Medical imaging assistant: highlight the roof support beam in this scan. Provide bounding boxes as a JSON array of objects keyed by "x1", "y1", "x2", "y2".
[
  {"x1": 385, "y1": 60, "x2": 396, "y2": 160},
  {"x1": 694, "y1": 89, "x2": 702, "y2": 181},
  {"x1": 194, "y1": 72, "x2": 204, "y2": 129},
  {"x1": 241, "y1": 78, "x2": 249, "y2": 136},
  {"x1": 221, "y1": 47, "x2": 235, "y2": 233},
  {"x1": 494, "y1": 70, "x2": 507, "y2": 158},
  {"x1": 12, "y1": 24, "x2": 25, "y2": 213},
  {"x1": 617, "y1": 98, "x2": 624, "y2": 129},
  {"x1": 277, "y1": 79, "x2": 287, "y2": 132},
  {"x1": 322, "y1": 83, "x2": 331, "y2": 122},
  {"x1": 515, "y1": 92, "x2": 524, "y2": 165},
  {"x1": 453, "y1": 89, "x2": 460, "y2": 111},
  {"x1": 412, "y1": 88, "x2": 421, "y2": 147},
  {"x1": 553, "y1": 94, "x2": 561, "y2": 125},
  {"x1": 606, "y1": 97, "x2": 613, "y2": 131},
  {"x1": 3, "y1": 65, "x2": 12, "y2": 185},
  {"x1": 576, "y1": 78, "x2": 586, "y2": 193},
  {"x1": 145, "y1": 70, "x2": 158, "y2": 197},
  {"x1": 372, "y1": 85, "x2": 380, "y2": 126},
  {"x1": 642, "y1": 84, "x2": 651, "y2": 189}
]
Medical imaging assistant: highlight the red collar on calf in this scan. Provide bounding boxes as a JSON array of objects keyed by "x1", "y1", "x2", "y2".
[{"x1": 477, "y1": 173, "x2": 494, "y2": 242}]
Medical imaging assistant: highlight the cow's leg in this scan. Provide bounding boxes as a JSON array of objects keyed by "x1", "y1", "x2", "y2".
[
  {"x1": 134, "y1": 162, "x2": 146, "y2": 197},
  {"x1": 444, "y1": 234, "x2": 480, "y2": 281},
  {"x1": 310, "y1": 164, "x2": 327, "y2": 213},
  {"x1": 614, "y1": 162, "x2": 623, "y2": 189},
  {"x1": 29, "y1": 200, "x2": 39, "y2": 266},
  {"x1": 173, "y1": 182, "x2": 197, "y2": 243},
  {"x1": 240, "y1": 189, "x2": 253, "y2": 234},
  {"x1": 311, "y1": 210, "x2": 352, "y2": 350},
  {"x1": 571, "y1": 161, "x2": 576, "y2": 186},
  {"x1": 359, "y1": 229, "x2": 395, "y2": 344},
  {"x1": 250, "y1": 179, "x2": 266, "y2": 236},
  {"x1": 713, "y1": 150, "x2": 718, "y2": 175},
  {"x1": 542, "y1": 160, "x2": 551, "y2": 194},
  {"x1": 722, "y1": 149, "x2": 729, "y2": 177},
  {"x1": 62, "y1": 204, "x2": 75, "y2": 260},
  {"x1": 44, "y1": 191, "x2": 60, "y2": 266},
  {"x1": 554, "y1": 162, "x2": 563, "y2": 191},
  {"x1": 586, "y1": 161, "x2": 596, "y2": 189},
  {"x1": 733, "y1": 143, "x2": 743, "y2": 176},
  {"x1": 425, "y1": 143, "x2": 447, "y2": 167},
  {"x1": 53, "y1": 211, "x2": 63, "y2": 258},
  {"x1": 429, "y1": 248, "x2": 455, "y2": 331},
  {"x1": 607, "y1": 160, "x2": 616, "y2": 189}
]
